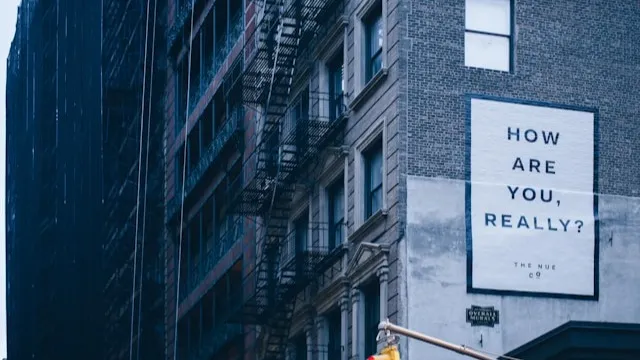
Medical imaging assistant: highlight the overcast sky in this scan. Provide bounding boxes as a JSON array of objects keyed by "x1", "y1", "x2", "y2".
[{"x1": 1, "y1": 1, "x2": 21, "y2": 357}]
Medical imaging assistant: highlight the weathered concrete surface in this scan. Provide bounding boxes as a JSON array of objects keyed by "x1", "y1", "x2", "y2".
[{"x1": 406, "y1": 175, "x2": 640, "y2": 359}]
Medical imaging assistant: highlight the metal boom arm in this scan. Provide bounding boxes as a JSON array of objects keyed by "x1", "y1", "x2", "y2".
[{"x1": 377, "y1": 320, "x2": 496, "y2": 360}]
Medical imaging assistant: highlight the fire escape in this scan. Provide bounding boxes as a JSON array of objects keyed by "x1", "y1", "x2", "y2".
[{"x1": 224, "y1": 1, "x2": 348, "y2": 360}]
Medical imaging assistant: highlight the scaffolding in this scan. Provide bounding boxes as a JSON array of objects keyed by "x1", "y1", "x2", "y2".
[{"x1": 101, "y1": 0, "x2": 167, "y2": 359}]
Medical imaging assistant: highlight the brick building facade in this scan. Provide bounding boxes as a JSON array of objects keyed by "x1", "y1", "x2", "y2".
[
  {"x1": 163, "y1": 0, "x2": 640, "y2": 360},
  {"x1": 405, "y1": 0, "x2": 640, "y2": 358},
  {"x1": 163, "y1": 0, "x2": 404, "y2": 359}
]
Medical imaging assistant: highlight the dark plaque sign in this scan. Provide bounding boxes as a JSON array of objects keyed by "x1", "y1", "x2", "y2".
[{"x1": 466, "y1": 305, "x2": 500, "y2": 327}]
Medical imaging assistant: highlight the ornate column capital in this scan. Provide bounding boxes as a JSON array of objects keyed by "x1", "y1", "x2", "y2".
[
  {"x1": 339, "y1": 295, "x2": 350, "y2": 312},
  {"x1": 304, "y1": 319, "x2": 314, "y2": 334},
  {"x1": 351, "y1": 287, "x2": 360, "y2": 304},
  {"x1": 376, "y1": 265, "x2": 389, "y2": 282}
]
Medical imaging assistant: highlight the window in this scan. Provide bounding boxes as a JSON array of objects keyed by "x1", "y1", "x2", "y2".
[
  {"x1": 328, "y1": 50, "x2": 345, "y2": 121},
  {"x1": 215, "y1": 189, "x2": 229, "y2": 253},
  {"x1": 177, "y1": 318, "x2": 188, "y2": 359},
  {"x1": 229, "y1": 0, "x2": 244, "y2": 42},
  {"x1": 203, "y1": 197, "x2": 214, "y2": 256},
  {"x1": 214, "y1": 91, "x2": 226, "y2": 130},
  {"x1": 189, "y1": 216, "x2": 201, "y2": 277},
  {"x1": 201, "y1": 103, "x2": 214, "y2": 151},
  {"x1": 328, "y1": 177, "x2": 345, "y2": 249},
  {"x1": 188, "y1": 123, "x2": 201, "y2": 172},
  {"x1": 364, "y1": 140, "x2": 383, "y2": 219},
  {"x1": 292, "y1": 88, "x2": 310, "y2": 150},
  {"x1": 327, "y1": 310, "x2": 342, "y2": 360},
  {"x1": 176, "y1": 59, "x2": 189, "y2": 131},
  {"x1": 294, "y1": 334, "x2": 308, "y2": 360},
  {"x1": 465, "y1": 0, "x2": 512, "y2": 72},
  {"x1": 364, "y1": 4, "x2": 383, "y2": 83},
  {"x1": 294, "y1": 211, "x2": 309, "y2": 254},
  {"x1": 202, "y1": 12, "x2": 214, "y2": 74},
  {"x1": 202, "y1": 291, "x2": 214, "y2": 335},
  {"x1": 214, "y1": 276, "x2": 227, "y2": 326},
  {"x1": 191, "y1": 33, "x2": 202, "y2": 93},
  {"x1": 189, "y1": 308, "x2": 201, "y2": 350},
  {"x1": 363, "y1": 281, "x2": 380, "y2": 358},
  {"x1": 175, "y1": 149, "x2": 185, "y2": 192},
  {"x1": 229, "y1": 265, "x2": 243, "y2": 300}
]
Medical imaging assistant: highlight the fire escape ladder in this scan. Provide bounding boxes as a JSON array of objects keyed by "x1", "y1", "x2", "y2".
[{"x1": 227, "y1": 2, "x2": 349, "y2": 360}]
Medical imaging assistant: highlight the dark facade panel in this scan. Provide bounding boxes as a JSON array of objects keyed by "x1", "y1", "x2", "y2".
[{"x1": 6, "y1": 0, "x2": 103, "y2": 359}]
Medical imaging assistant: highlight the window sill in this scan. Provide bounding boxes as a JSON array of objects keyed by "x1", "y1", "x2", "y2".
[
  {"x1": 350, "y1": 208, "x2": 387, "y2": 244},
  {"x1": 349, "y1": 68, "x2": 388, "y2": 111},
  {"x1": 464, "y1": 64, "x2": 513, "y2": 74}
]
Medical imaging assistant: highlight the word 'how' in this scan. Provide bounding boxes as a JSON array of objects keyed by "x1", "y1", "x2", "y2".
[{"x1": 507, "y1": 127, "x2": 560, "y2": 145}]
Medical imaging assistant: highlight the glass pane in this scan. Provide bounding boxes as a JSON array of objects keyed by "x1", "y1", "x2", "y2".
[
  {"x1": 466, "y1": 0, "x2": 510, "y2": 35},
  {"x1": 190, "y1": 219, "x2": 200, "y2": 258},
  {"x1": 331, "y1": 65, "x2": 343, "y2": 96},
  {"x1": 369, "y1": 148, "x2": 383, "y2": 189},
  {"x1": 295, "y1": 335, "x2": 307, "y2": 360},
  {"x1": 371, "y1": 187, "x2": 382, "y2": 215},
  {"x1": 465, "y1": 32, "x2": 510, "y2": 72},
  {"x1": 332, "y1": 186, "x2": 344, "y2": 225},
  {"x1": 328, "y1": 311, "x2": 341, "y2": 357},
  {"x1": 203, "y1": 198, "x2": 214, "y2": 240},
  {"x1": 295, "y1": 215, "x2": 308, "y2": 252},
  {"x1": 369, "y1": 16, "x2": 383, "y2": 57},
  {"x1": 371, "y1": 52, "x2": 382, "y2": 78},
  {"x1": 364, "y1": 285, "x2": 381, "y2": 356},
  {"x1": 334, "y1": 225, "x2": 343, "y2": 247},
  {"x1": 330, "y1": 182, "x2": 344, "y2": 247},
  {"x1": 329, "y1": 59, "x2": 344, "y2": 120}
]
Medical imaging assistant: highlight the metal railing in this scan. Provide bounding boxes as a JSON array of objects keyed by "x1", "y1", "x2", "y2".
[
  {"x1": 280, "y1": 91, "x2": 348, "y2": 139},
  {"x1": 167, "y1": 108, "x2": 243, "y2": 223},
  {"x1": 167, "y1": 0, "x2": 195, "y2": 50},
  {"x1": 280, "y1": 222, "x2": 346, "y2": 277},
  {"x1": 184, "y1": 107, "x2": 243, "y2": 193},
  {"x1": 180, "y1": 216, "x2": 244, "y2": 300},
  {"x1": 187, "y1": 11, "x2": 244, "y2": 115}
]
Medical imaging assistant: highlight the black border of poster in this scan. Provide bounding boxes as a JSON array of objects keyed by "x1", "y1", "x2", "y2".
[{"x1": 465, "y1": 94, "x2": 600, "y2": 301}]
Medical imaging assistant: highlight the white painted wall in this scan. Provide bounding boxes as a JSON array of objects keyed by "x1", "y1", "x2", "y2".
[{"x1": 406, "y1": 175, "x2": 640, "y2": 359}]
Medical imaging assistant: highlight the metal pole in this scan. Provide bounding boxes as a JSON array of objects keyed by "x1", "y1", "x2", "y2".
[{"x1": 378, "y1": 320, "x2": 496, "y2": 360}]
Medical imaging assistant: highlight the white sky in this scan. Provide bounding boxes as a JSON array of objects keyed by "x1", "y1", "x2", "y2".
[{"x1": 1, "y1": 1, "x2": 21, "y2": 358}]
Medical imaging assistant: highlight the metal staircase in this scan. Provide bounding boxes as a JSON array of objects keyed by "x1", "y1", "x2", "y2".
[{"x1": 223, "y1": 1, "x2": 349, "y2": 360}]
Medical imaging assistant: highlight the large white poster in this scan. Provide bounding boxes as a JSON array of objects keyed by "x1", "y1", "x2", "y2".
[{"x1": 466, "y1": 96, "x2": 598, "y2": 298}]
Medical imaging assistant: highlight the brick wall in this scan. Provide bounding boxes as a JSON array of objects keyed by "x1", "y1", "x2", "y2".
[{"x1": 405, "y1": 0, "x2": 640, "y2": 196}]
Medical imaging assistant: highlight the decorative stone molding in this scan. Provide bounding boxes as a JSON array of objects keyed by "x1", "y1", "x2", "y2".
[{"x1": 346, "y1": 242, "x2": 390, "y2": 288}]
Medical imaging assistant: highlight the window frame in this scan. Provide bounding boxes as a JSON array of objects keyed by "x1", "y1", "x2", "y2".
[
  {"x1": 364, "y1": 6, "x2": 383, "y2": 83},
  {"x1": 363, "y1": 141, "x2": 383, "y2": 219},
  {"x1": 353, "y1": 0, "x2": 388, "y2": 98},
  {"x1": 327, "y1": 176, "x2": 345, "y2": 250},
  {"x1": 294, "y1": 210, "x2": 309, "y2": 254},
  {"x1": 294, "y1": 333, "x2": 308, "y2": 360},
  {"x1": 175, "y1": 148, "x2": 185, "y2": 193},
  {"x1": 362, "y1": 280, "x2": 381, "y2": 358},
  {"x1": 316, "y1": 19, "x2": 347, "y2": 122},
  {"x1": 464, "y1": 0, "x2": 514, "y2": 72},
  {"x1": 327, "y1": 50, "x2": 345, "y2": 122},
  {"x1": 327, "y1": 309, "x2": 342, "y2": 360},
  {"x1": 353, "y1": 117, "x2": 387, "y2": 229}
]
